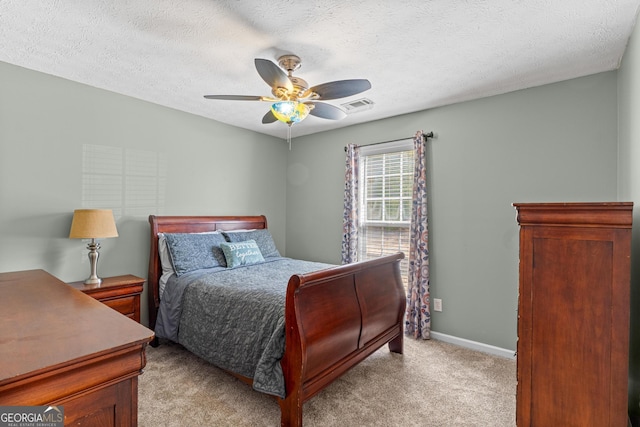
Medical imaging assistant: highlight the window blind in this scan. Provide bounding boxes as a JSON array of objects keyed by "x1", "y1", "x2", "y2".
[{"x1": 358, "y1": 143, "x2": 413, "y2": 286}]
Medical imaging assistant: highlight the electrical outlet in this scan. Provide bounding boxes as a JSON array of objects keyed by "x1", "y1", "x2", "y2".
[{"x1": 433, "y1": 298, "x2": 442, "y2": 312}]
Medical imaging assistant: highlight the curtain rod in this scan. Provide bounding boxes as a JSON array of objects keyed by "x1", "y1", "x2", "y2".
[{"x1": 344, "y1": 131, "x2": 434, "y2": 151}]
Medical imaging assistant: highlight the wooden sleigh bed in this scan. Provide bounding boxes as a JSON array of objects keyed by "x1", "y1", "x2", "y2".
[{"x1": 147, "y1": 215, "x2": 406, "y2": 427}]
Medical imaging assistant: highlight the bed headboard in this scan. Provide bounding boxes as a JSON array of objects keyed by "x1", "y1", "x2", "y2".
[{"x1": 147, "y1": 215, "x2": 268, "y2": 332}]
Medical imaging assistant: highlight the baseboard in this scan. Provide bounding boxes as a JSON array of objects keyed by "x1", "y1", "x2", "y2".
[{"x1": 430, "y1": 331, "x2": 516, "y2": 359}]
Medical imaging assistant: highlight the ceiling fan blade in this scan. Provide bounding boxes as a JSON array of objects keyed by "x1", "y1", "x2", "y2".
[
  {"x1": 262, "y1": 110, "x2": 277, "y2": 124},
  {"x1": 308, "y1": 102, "x2": 347, "y2": 120},
  {"x1": 204, "y1": 95, "x2": 263, "y2": 101},
  {"x1": 255, "y1": 58, "x2": 293, "y2": 92},
  {"x1": 306, "y1": 79, "x2": 371, "y2": 100}
]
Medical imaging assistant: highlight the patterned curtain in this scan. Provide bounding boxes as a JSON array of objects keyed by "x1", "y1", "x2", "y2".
[
  {"x1": 405, "y1": 130, "x2": 431, "y2": 339},
  {"x1": 341, "y1": 144, "x2": 359, "y2": 264}
]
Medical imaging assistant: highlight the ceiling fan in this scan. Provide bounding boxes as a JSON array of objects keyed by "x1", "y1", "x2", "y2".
[{"x1": 204, "y1": 54, "x2": 371, "y2": 127}]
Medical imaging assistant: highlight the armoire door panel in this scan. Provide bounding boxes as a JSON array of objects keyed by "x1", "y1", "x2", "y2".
[{"x1": 530, "y1": 237, "x2": 613, "y2": 426}]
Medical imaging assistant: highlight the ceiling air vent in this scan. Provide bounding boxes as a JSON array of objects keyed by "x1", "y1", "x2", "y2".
[{"x1": 341, "y1": 98, "x2": 374, "y2": 114}]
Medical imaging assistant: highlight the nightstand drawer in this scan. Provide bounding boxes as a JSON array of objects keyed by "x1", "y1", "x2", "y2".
[
  {"x1": 68, "y1": 275, "x2": 143, "y2": 323},
  {"x1": 102, "y1": 296, "x2": 136, "y2": 316}
]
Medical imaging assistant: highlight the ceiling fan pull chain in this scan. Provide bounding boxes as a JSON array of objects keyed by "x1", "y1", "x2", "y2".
[{"x1": 287, "y1": 124, "x2": 292, "y2": 150}]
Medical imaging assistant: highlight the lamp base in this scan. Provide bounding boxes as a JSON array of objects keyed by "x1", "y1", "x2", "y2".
[
  {"x1": 85, "y1": 240, "x2": 103, "y2": 286},
  {"x1": 84, "y1": 276, "x2": 102, "y2": 286}
]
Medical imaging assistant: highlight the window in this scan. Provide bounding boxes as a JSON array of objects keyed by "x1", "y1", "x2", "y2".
[{"x1": 358, "y1": 140, "x2": 413, "y2": 286}]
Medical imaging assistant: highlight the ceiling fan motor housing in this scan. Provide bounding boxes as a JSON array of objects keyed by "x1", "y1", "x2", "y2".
[{"x1": 288, "y1": 76, "x2": 309, "y2": 99}]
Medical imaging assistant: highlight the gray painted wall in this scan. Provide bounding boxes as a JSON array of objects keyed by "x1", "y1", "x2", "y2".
[
  {"x1": 286, "y1": 72, "x2": 619, "y2": 351},
  {"x1": 0, "y1": 61, "x2": 288, "y2": 326},
  {"x1": 0, "y1": 53, "x2": 627, "y2": 368},
  {"x1": 618, "y1": 19, "x2": 640, "y2": 417}
]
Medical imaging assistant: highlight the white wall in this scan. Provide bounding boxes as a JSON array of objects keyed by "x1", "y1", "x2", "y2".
[{"x1": 286, "y1": 72, "x2": 619, "y2": 351}]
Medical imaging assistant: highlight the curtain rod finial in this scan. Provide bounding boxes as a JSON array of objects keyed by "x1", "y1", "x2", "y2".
[{"x1": 424, "y1": 131, "x2": 435, "y2": 139}]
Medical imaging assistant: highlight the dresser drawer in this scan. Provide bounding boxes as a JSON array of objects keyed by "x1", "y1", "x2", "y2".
[{"x1": 102, "y1": 296, "x2": 136, "y2": 316}]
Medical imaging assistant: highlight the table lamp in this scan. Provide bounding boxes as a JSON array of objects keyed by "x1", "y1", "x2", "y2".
[{"x1": 69, "y1": 209, "x2": 119, "y2": 285}]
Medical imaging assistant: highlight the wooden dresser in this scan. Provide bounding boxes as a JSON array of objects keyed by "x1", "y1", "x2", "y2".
[
  {"x1": 514, "y1": 202, "x2": 633, "y2": 426},
  {"x1": 0, "y1": 270, "x2": 154, "y2": 426}
]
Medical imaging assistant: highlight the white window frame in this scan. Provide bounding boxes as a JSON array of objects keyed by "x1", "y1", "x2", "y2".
[{"x1": 357, "y1": 139, "x2": 413, "y2": 285}]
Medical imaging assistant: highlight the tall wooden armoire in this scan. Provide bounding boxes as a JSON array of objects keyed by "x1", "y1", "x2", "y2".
[{"x1": 514, "y1": 202, "x2": 633, "y2": 426}]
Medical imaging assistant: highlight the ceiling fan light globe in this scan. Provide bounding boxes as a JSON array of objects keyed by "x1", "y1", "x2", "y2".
[{"x1": 271, "y1": 101, "x2": 310, "y2": 124}]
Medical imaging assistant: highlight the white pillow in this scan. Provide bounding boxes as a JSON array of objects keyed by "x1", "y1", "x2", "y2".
[
  {"x1": 158, "y1": 233, "x2": 173, "y2": 275},
  {"x1": 157, "y1": 233, "x2": 174, "y2": 296}
]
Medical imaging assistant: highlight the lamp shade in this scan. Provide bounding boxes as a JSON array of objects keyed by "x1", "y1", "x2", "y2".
[
  {"x1": 69, "y1": 209, "x2": 118, "y2": 239},
  {"x1": 271, "y1": 101, "x2": 310, "y2": 124}
]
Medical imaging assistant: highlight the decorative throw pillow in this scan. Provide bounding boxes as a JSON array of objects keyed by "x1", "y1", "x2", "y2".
[
  {"x1": 164, "y1": 232, "x2": 227, "y2": 276},
  {"x1": 220, "y1": 240, "x2": 265, "y2": 268},
  {"x1": 222, "y1": 229, "x2": 281, "y2": 258}
]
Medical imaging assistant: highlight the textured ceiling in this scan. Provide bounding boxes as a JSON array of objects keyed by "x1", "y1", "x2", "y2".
[{"x1": 1, "y1": 1, "x2": 639, "y2": 140}]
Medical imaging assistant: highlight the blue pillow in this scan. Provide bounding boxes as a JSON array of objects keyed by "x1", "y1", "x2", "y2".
[
  {"x1": 222, "y1": 229, "x2": 281, "y2": 258},
  {"x1": 220, "y1": 240, "x2": 265, "y2": 268},
  {"x1": 164, "y1": 232, "x2": 227, "y2": 276}
]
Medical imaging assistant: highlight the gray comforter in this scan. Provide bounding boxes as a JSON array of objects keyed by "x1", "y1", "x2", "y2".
[{"x1": 154, "y1": 257, "x2": 333, "y2": 398}]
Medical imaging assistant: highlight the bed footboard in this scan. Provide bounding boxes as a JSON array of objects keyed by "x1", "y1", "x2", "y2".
[{"x1": 278, "y1": 253, "x2": 405, "y2": 427}]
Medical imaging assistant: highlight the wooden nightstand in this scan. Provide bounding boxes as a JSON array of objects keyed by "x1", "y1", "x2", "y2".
[{"x1": 68, "y1": 274, "x2": 144, "y2": 323}]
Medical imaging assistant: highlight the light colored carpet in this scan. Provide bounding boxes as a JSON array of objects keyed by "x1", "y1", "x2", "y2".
[{"x1": 139, "y1": 338, "x2": 516, "y2": 427}]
